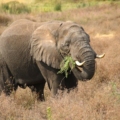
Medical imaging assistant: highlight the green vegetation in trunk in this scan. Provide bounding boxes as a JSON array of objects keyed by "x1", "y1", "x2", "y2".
[{"x1": 57, "y1": 56, "x2": 75, "y2": 78}]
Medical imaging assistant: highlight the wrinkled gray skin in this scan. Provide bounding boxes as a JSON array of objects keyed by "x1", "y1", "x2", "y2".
[{"x1": 0, "y1": 19, "x2": 96, "y2": 101}]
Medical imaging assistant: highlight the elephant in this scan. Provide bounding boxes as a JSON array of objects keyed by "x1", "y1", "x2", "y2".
[{"x1": 0, "y1": 19, "x2": 105, "y2": 101}]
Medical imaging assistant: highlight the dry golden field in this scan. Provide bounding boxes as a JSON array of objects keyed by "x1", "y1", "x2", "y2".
[{"x1": 0, "y1": 2, "x2": 120, "y2": 120}]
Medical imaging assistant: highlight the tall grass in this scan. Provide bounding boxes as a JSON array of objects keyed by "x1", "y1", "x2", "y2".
[
  {"x1": 0, "y1": 1, "x2": 31, "y2": 14},
  {"x1": 0, "y1": 2, "x2": 120, "y2": 120},
  {"x1": 0, "y1": 0, "x2": 119, "y2": 13}
]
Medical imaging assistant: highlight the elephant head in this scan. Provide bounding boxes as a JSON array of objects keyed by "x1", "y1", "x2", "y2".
[{"x1": 30, "y1": 21, "x2": 104, "y2": 81}]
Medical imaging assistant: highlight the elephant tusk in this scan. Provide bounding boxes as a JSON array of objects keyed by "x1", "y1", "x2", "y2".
[
  {"x1": 75, "y1": 61, "x2": 85, "y2": 66},
  {"x1": 96, "y1": 53, "x2": 105, "y2": 58}
]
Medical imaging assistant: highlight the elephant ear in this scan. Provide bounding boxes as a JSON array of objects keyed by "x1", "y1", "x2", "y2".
[{"x1": 30, "y1": 25, "x2": 62, "y2": 69}]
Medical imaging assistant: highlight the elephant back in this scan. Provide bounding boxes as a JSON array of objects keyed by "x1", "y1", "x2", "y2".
[{"x1": 0, "y1": 19, "x2": 42, "y2": 79}]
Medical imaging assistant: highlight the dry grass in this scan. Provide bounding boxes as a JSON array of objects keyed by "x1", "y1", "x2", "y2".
[{"x1": 0, "y1": 2, "x2": 120, "y2": 120}]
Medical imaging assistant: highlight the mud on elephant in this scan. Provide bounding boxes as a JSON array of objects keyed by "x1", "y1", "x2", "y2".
[{"x1": 0, "y1": 19, "x2": 105, "y2": 101}]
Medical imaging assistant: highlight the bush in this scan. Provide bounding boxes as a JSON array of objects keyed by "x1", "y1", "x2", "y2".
[
  {"x1": 0, "y1": 1, "x2": 31, "y2": 14},
  {"x1": 54, "y1": 3, "x2": 62, "y2": 11}
]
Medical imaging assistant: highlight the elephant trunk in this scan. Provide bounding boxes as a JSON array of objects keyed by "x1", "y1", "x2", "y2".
[
  {"x1": 79, "y1": 59, "x2": 95, "y2": 80},
  {"x1": 72, "y1": 43, "x2": 95, "y2": 81}
]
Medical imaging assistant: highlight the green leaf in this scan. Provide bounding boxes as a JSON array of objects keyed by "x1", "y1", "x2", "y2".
[{"x1": 57, "y1": 56, "x2": 75, "y2": 78}]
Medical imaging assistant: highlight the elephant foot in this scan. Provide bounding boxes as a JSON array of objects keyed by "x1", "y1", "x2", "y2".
[
  {"x1": 37, "y1": 93, "x2": 45, "y2": 101},
  {"x1": 29, "y1": 81, "x2": 46, "y2": 101}
]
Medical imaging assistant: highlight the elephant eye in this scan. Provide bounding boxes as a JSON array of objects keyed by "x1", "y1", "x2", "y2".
[
  {"x1": 65, "y1": 43, "x2": 69, "y2": 46},
  {"x1": 64, "y1": 42, "x2": 69, "y2": 46},
  {"x1": 60, "y1": 23, "x2": 63, "y2": 26},
  {"x1": 61, "y1": 42, "x2": 70, "y2": 50}
]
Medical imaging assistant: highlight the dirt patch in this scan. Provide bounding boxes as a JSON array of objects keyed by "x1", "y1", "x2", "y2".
[{"x1": 94, "y1": 33, "x2": 114, "y2": 40}]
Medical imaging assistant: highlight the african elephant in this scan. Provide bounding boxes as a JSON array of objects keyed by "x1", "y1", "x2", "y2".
[{"x1": 0, "y1": 19, "x2": 104, "y2": 101}]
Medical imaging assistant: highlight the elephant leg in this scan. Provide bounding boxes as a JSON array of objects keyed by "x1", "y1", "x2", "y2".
[
  {"x1": 3, "y1": 70, "x2": 14, "y2": 95},
  {"x1": 30, "y1": 81, "x2": 46, "y2": 101},
  {"x1": 50, "y1": 77, "x2": 64, "y2": 97},
  {"x1": 0, "y1": 68, "x2": 4, "y2": 93},
  {"x1": 36, "y1": 61, "x2": 65, "y2": 97},
  {"x1": 64, "y1": 72, "x2": 78, "y2": 91},
  {"x1": 0, "y1": 62, "x2": 15, "y2": 95}
]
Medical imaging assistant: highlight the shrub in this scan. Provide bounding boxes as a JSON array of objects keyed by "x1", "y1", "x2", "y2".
[
  {"x1": 0, "y1": 1, "x2": 31, "y2": 14},
  {"x1": 54, "y1": 3, "x2": 62, "y2": 11}
]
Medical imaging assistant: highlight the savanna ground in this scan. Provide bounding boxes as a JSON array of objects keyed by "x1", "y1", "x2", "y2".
[{"x1": 0, "y1": 0, "x2": 120, "y2": 120}]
